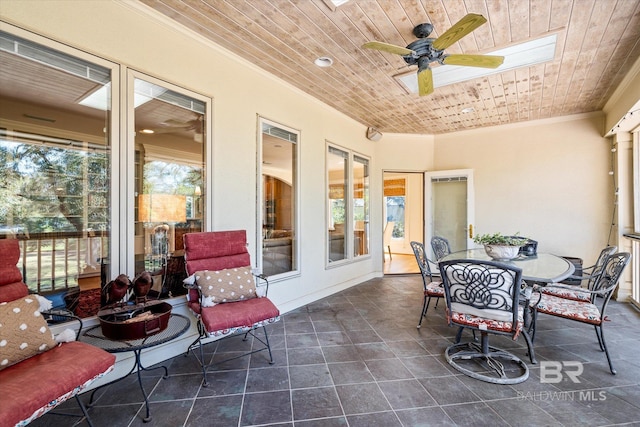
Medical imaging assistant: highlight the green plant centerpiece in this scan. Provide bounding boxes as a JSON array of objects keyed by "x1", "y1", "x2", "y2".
[{"x1": 473, "y1": 232, "x2": 528, "y2": 261}]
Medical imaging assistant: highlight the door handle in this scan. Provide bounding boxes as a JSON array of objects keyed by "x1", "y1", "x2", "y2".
[{"x1": 469, "y1": 224, "x2": 473, "y2": 238}]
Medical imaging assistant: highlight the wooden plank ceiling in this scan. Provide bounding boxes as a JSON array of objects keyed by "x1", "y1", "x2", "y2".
[{"x1": 139, "y1": 0, "x2": 640, "y2": 135}]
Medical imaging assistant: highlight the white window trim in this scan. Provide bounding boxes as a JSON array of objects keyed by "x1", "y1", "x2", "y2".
[{"x1": 326, "y1": 142, "x2": 371, "y2": 267}]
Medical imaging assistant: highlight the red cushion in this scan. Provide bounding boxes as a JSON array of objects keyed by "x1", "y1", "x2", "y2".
[
  {"x1": 0, "y1": 281, "x2": 29, "y2": 303},
  {"x1": 0, "y1": 341, "x2": 116, "y2": 426},
  {"x1": 200, "y1": 297, "x2": 280, "y2": 334},
  {"x1": 186, "y1": 253, "x2": 251, "y2": 276},
  {"x1": 0, "y1": 239, "x2": 29, "y2": 302},
  {"x1": 184, "y1": 230, "x2": 251, "y2": 275}
]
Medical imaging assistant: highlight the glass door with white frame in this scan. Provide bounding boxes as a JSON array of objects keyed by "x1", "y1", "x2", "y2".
[{"x1": 425, "y1": 170, "x2": 475, "y2": 258}]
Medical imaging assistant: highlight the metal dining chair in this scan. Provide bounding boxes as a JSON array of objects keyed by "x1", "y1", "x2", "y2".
[
  {"x1": 531, "y1": 252, "x2": 630, "y2": 374},
  {"x1": 410, "y1": 241, "x2": 444, "y2": 328},
  {"x1": 430, "y1": 235, "x2": 451, "y2": 261},
  {"x1": 439, "y1": 259, "x2": 536, "y2": 384},
  {"x1": 538, "y1": 246, "x2": 616, "y2": 302}
]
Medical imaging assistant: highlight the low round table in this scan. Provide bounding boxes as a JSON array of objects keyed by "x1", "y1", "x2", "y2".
[{"x1": 81, "y1": 313, "x2": 190, "y2": 423}]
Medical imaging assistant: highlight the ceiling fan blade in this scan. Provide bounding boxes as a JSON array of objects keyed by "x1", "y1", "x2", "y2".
[
  {"x1": 417, "y1": 68, "x2": 434, "y2": 96},
  {"x1": 432, "y1": 13, "x2": 487, "y2": 51},
  {"x1": 443, "y1": 54, "x2": 504, "y2": 68},
  {"x1": 362, "y1": 41, "x2": 414, "y2": 56}
]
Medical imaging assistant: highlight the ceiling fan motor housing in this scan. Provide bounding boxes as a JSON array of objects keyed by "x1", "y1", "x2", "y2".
[
  {"x1": 412, "y1": 23, "x2": 434, "y2": 38},
  {"x1": 403, "y1": 38, "x2": 444, "y2": 67}
]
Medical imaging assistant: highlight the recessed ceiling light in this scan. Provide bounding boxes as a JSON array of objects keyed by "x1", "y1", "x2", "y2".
[
  {"x1": 460, "y1": 107, "x2": 475, "y2": 114},
  {"x1": 315, "y1": 57, "x2": 334, "y2": 67}
]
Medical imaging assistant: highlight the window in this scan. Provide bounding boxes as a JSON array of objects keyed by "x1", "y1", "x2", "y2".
[
  {"x1": 327, "y1": 145, "x2": 370, "y2": 264},
  {"x1": 0, "y1": 29, "x2": 114, "y2": 296},
  {"x1": 353, "y1": 155, "x2": 370, "y2": 256},
  {"x1": 384, "y1": 178, "x2": 406, "y2": 239},
  {"x1": 259, "y1": 119, "x2": 298, "y2": 277},
  {"x1": 0, "y1": 26, "x2": 212, "y2": 317},
  {"x1": 328, "y1": 147, "x2": 348, "y2": 262},
  {"x1": 131, "y1": 74, "x2": 206, "y2": 297}
]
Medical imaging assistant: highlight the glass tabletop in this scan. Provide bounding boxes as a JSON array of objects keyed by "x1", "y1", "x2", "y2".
[
  {"x1": 81, "y1": 313, "x2": 191, "y2": 353},
  {"x1": 441, "y1": 249, "x2": 575, "y2": 283}
]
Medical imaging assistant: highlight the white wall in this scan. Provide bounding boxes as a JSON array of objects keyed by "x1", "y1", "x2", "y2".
[{"x1": 433, "y1": 113, "x2": 612, "y2": 264}]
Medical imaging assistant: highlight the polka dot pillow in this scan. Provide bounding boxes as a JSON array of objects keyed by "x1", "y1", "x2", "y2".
[
  {"x1": 195, "y1": 267, "x2": 257, "y2": 306},
  {"x1": 0, "y1": 295, "x2": 57, "y2": 370}
]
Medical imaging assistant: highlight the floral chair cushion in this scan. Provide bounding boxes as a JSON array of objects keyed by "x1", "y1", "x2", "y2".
[
  {"x1": 425, "y1": 281, "x2": 444, "y2": 296},
  {"x1": 534, "y1": 293, "x2": 601, "y2": 325},
  {"x1": 540, "y1": 284, "x2": 591, "y2": 302},
  {"x1": 449, "y1": 305, "x2": 524, "y2": 335}
]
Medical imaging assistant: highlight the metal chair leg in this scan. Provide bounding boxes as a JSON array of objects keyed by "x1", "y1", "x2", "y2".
[
  {"x1": 417, "y1": 296, "x2": 429, "y2": 328},
  {"x1": 76, "y1": 395, "x2": 94, "y2": 427},
  {"x1": 595, "y1": 324, "x2": 616, "y2": 374},
  {"x1": 262, "y1": 325, "x2": 274, "y2": 364}
]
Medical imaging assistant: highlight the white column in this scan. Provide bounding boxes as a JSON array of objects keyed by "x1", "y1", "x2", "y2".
[{"x1": 613, "y1": 131, "x2": 634, "y2": 300}]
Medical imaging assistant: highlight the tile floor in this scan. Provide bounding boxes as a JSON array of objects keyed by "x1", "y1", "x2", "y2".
[{"x1": 34, "y1": 275, "x2": 640, "y2": 427}]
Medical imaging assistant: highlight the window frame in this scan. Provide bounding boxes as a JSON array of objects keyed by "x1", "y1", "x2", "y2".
[
  {"x1": 256, "y1": 116, "x2": 300, "y2": 279},
  {"x1": 0, "y1": 24, "x2": 121, "y2": 293},
  {"x1": 125, "y1": 70, "x2": 211, "y2": 277},
  {"x1": 326, "y1": 142, "x2": 371, "y2": 267},
  {"x1": 0, "y1": 23, "x2": 215, "y2": 311}
]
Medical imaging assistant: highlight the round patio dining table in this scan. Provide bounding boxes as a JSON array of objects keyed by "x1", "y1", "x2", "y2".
[
  {"x1": 441, "y1": 248, "x2": 575, "y2": 284},
  {"x1": 440, "y1": 248, "x2": 576, "y2": 353}
]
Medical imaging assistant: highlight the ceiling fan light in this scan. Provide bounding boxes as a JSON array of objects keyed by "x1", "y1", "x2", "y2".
[{"x1": 315, "y1": 56, "x2": 334, "y2": 67}]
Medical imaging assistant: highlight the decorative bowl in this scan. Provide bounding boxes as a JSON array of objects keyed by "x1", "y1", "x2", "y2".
[{"x1": 484, "y1": 244, "x2": 520, "y2": 261}]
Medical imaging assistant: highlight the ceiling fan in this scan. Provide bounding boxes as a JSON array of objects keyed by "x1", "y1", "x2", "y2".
[
  {"x1": 363, "y1": 13, "x2": 504, "y2": 96},
  {"x1": 152, "y1": 116, "x2": 203, "y2": 134},
  {"x1": 146, "y1": 116, "x2": 204, "y2": 142}
]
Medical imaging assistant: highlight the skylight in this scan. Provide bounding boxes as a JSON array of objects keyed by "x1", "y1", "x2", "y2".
[
  {"x1": 396, "y1": 34, "x2": 558, "y2": 93},
  {"x1": 321, "y1": 0, "x2": 350, "y2": 11}
]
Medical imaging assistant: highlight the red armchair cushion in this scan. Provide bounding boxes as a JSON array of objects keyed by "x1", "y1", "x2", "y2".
[
  {"x1": 0, "y1": 239, "x2": 29, "y2": 303},
  {"x1": 200, "y1": 297, "x2": 280, "y2": 334},
  {"x1": 0, "y1": 341, "x2": 115, "y2": 427},
  {"x1": 184, "y1": 230, "x2": 251, "y2": 275}
]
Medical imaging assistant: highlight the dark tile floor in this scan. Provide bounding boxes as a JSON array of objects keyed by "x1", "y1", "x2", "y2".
[{"x1": 34, "y1": 275, "x2": 640, "y2": 427}]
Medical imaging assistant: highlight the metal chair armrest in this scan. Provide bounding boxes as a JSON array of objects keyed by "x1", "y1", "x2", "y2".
[
  {"x1": 42, "y1": 308, "x2": 84, "y2": 340},
  {"x1": 255, "y1": 273, "x2": 270, "y2": 296}
]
